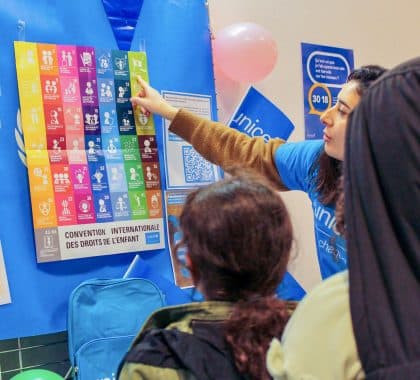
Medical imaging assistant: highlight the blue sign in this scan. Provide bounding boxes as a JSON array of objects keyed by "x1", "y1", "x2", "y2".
[
  {"x1": 228, "y1": 87, "x2": 295, "y2": 142},
  {"x1": 301, "y1": 43, "x2": 354, "y2": 139}
]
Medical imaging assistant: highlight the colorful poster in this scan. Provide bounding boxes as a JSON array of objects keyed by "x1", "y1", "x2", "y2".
[
  {"x1": 162, "y1": 91, "x2": 221, "y2": 189},
  {"x1": 228, "y1": 86, "x2": 295, "y2": 141},
  {"x1": 15, "y1": 42, "x2": 165, "y2": 262},
  {"x1": 0, "y1": 241, "x2": 11, "y2": 305},
  {"x1": 165, "y1": 190, "x2": 194, "y2": 288},
  {"x1": 301, "y1": 42, "x2": 354, "y2": 139}
]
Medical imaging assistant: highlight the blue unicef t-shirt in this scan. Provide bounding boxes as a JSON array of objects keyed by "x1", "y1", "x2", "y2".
[{"x1": 275, "y1": 140, "x2": 347, "y2": 286}]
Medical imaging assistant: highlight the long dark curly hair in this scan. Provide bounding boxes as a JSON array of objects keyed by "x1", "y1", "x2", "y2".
[{"x1": 176, "y1": 170, "x2": 293, "y2": 380}]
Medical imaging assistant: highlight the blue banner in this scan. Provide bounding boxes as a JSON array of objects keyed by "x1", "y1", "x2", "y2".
[
  {"x1": 301, "y1": 43, "x2": 354, "y2": 139},
  {"x1": 228, "y1": 87, "x2": 294, "y2": 141},
  {"x1": 0, "y1": 0, "x2": 216, "y2": 339}
]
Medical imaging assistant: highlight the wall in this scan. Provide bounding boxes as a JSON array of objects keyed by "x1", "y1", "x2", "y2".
[
  {"x1": 208, "y1": 0, "x2": 420, "y2": 292},
  {"x1": 0, "y1": 332, "x2": 70, "y2": 380}
]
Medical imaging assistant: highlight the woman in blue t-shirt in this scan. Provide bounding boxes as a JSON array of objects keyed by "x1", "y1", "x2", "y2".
[
  {"x1": 131, "y1": 65, "x2": 386, "y2": 299},
  {"x1": 273, "y1": 67, "x2": 387, "y2": 284}
]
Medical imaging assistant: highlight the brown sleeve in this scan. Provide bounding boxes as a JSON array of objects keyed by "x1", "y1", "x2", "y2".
[{"x1": 169, "y1": 109, "x2": 289, "y2": 191}]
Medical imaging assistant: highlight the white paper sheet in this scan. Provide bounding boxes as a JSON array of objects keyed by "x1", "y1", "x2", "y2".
[
  {"x1": 162, "y1": 91, "x2": 221, "y2": 189},
  {"x1": 0, "y1": 241, "x2": 11, "y2": 305}
]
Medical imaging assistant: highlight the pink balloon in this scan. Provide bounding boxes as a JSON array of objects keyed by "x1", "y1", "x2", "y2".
[{"x1": 213, "y1": 22, "x2": 278, "y2": 83}]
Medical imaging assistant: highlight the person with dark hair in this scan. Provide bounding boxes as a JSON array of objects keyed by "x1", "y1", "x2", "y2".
[
  {"x1": 266, "y1": 57, "x2": 420, "y2": 379},
  {"x1": 118, "y1": 171, "x2": 294, "y2": 380},
  {"x1": 131, "y1": 65, "x2": 386, "y2": 300}
]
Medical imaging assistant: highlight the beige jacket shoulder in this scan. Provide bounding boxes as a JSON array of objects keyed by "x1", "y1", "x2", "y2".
[{"x1": 267, "y1": 271, "x2": 364, "y2": 380}]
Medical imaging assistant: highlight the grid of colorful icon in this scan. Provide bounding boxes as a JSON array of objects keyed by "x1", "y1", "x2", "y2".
[
  {"x1": 15, "y1": 41, "x2": 163, "y2": 227},
  {"x1": 15, "y1": 42, "x2": 164, "y2": 261}
]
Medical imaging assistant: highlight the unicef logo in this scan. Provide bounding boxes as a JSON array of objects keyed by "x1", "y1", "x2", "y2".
[
  {"x1": 231, "y1": 112, "x2": 272, "y2": 143},
  {"x1": 15, "y1": 109, "x2": 27, "y2": 167}
]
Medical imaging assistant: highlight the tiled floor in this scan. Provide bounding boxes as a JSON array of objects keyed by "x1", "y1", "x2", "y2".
[{"x1": 0, "y1": 331, "x2": 71, "y2": 380}]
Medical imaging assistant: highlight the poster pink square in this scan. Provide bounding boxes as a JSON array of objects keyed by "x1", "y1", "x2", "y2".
[
  {"x1": 60, "y1": 76, "x2": 81, "y2": 104},
  {"x1": 57, "y1": 45, "x2": 78, "y2": 76},
  {"x1": 63, "y1": 106, "x2": 83, "y2": 133},
  {"x1": 66, "y1": 134, "x2": 87, "y2": 164},
  {"x1": 70, "y1": 164, "x2": 91, "y2": 192}
]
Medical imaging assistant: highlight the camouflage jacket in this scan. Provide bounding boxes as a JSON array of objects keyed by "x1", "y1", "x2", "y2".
[{"x1": 117, "y1": 301, "x2": 247, "y2": 380}]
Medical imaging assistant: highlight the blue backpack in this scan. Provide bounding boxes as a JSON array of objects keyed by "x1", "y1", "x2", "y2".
[{"x1": 68, "y1": 278, "x2": 166, "y2": 379}]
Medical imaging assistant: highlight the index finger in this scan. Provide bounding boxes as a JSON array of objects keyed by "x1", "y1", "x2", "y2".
[
  {"x1": 135, "y1": 75, "x2": 148, "y2": 97},
  {"x1": 136, "y1": 75, "x2": 148, "y2": 87}
]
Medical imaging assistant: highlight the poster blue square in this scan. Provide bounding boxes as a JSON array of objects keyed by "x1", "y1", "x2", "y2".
[
  {"x1": 92, "y1": 192, "x2": 114, "y2": 222},
  {"x1": 301, "y1": 42, "x2": 354, "y2": 139}
]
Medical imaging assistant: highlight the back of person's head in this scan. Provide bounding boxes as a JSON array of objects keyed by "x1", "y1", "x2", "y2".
[
  {"x1": 316, "y1": 64, "x2": 387, "y2": 205},
  {"x1": 177, "y1": 170, "x2": 293, "y2": 380},
  {"x1": 343, "y1": 57, "x2": 420, "y2": 377}
]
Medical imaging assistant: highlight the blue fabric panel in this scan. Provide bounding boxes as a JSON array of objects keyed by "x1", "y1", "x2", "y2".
[
  {"x1": 0, "y1": 0, "x2": 215, "y2": 339},
  {"x1": 101, "y1": 0, "x2": 144, "y2": 50},
  {"x1": 276, "y1": 271, "x2": 307, "y2": 301}
]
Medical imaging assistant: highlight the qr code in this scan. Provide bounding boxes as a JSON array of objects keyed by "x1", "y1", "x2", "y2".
[{"x1": 182, "y1": 146, "x2": 215, "y2": 183}]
